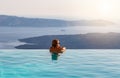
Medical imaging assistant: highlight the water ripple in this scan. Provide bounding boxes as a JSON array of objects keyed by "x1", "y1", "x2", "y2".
[{"x1": 0, "y1": 49, "x2": 120, "y2": 78}]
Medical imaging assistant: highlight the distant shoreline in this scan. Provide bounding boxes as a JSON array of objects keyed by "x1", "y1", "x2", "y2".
[
  {"x1": 15, "y1": 33, "x2": 120, "y2": 49},
  {"x1": 0, "y1": 15, "x2": 115, "y2": 27}
]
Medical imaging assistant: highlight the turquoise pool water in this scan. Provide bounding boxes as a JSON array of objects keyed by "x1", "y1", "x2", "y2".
[{"x1": 0, "y1": 49, "x2": 120, "y2": 78}]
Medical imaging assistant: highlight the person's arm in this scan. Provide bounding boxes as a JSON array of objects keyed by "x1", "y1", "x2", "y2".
[
  {"x1": 49, "y1": 46, "x2": 66, "y2": 53},
  {"x1": 59, "y1": 47, "x2": 66, "y2": 53}
]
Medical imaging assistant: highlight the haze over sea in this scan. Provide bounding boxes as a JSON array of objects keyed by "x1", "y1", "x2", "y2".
[{"x1": 0, "y1": 26, "x2": 120, "y2": 49}]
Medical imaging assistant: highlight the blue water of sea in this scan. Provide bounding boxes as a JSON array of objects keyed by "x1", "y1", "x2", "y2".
[{"x1": 0, "y1": 49, "x2": 120, "y2": 78}]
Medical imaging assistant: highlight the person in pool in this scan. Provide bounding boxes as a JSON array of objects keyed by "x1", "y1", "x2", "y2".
[
  {"x1": 50, "y1": 39, "x2": 66, "y2": 53},
  {"x1": 49, "y1": 39, "x2": 66, "y2": 60}
]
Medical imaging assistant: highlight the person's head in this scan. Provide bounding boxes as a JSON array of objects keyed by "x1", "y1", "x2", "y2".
[{"x1": 52, "y1": 39, "x2": 60, "y2": 47}]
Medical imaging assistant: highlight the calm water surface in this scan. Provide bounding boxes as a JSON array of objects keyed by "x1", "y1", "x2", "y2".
[
  {"x1": 0, "y1": 26, "x2": 120, "y2": 49},
  {"x1": 0, "y1": 49, "x2": 120, "y2": 78}
]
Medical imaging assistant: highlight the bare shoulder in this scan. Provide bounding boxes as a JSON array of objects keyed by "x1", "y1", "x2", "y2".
[
  {"x1": 49, "y1": 47, "x2": 54, "y2": 52},
  {"x1": 49, "y1": 46, "x2": 66, "y2": 53}
]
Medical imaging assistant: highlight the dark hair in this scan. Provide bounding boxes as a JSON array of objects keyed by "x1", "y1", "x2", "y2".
[{"x1": 52, "y1": 39, "x2": 60, "y2": 47}]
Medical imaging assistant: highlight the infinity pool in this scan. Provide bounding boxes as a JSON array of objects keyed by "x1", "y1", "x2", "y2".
[{"x1": 0, "y1": 49, "x2": 120, "y2": 78}]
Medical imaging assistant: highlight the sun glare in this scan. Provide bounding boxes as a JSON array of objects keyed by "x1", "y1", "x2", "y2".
[{"x1": 97, "y1": 0, "x2": 113, "y2": 18}]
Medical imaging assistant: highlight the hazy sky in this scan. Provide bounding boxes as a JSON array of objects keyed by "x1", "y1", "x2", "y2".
[{"x1": 0, "y1": 0, "x2": 120, "y2": 20}]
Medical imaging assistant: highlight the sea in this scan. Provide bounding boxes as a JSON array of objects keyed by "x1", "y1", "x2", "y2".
[
  {"x1": 0, "y1": 26, "x2": 120, "y2": 78},
  {"x1": 0, "y1": 26, "x2": 120, "y2": 49}
]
